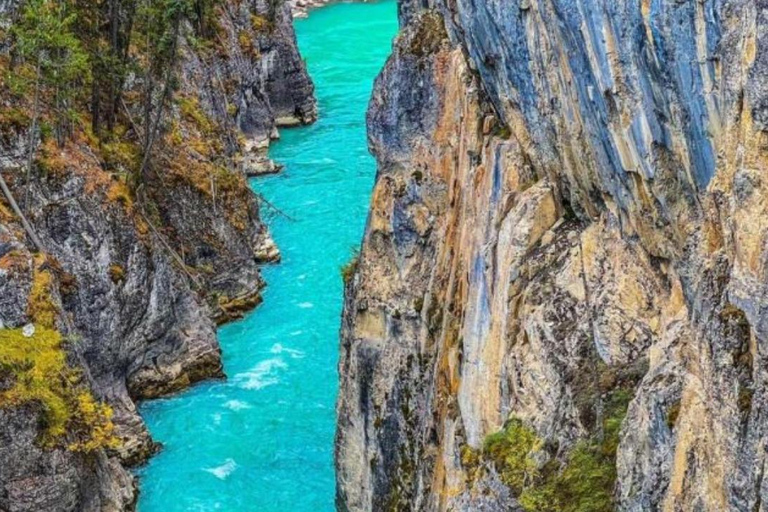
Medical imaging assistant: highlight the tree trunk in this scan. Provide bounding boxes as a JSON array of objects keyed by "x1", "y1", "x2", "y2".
[
  {"x1": 138, "y1": 15, "x2": 182, "y2": 183},
  {"x1": 107, "y1": 0, "x2": 118, "y2": 132},
  {"x1": 0, "y1": 171, "x2": 44, "y2": 253},
  {"x1": 24, "y1": 58, "x2": 42, "y2": 216}
]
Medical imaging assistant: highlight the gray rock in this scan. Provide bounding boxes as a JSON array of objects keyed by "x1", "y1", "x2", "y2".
[
  {"x1": 338, "y1": 2, "x2": 768, "y2": 511},
  {"x1": 0, "y1": 0, "x2": 316, "y2": 509}
]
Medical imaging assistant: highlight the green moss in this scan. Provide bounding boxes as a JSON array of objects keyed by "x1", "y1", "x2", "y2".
[
  {"x1": 483, "y1": 418, "x2": 542, "y2": 494},
  {"x1": 109, "y1": 263, "x2": 125, "y2": 284},
  {"x1": 100, "y1": 137, "x2": 141, "y2": 175},
  {"x1": 0, "y1": 326, "x2": 119, "y2": 451},
  {"x1": 0, "y1": 327, "x2": 70, "y2": 441},
  {"x1": 413, "y1": 296, "x2": 424, "y2": 314},
  {"x1": 738, "y1": 387, "x2": 754, "y2": 415},
  {"x1": 426, "y1": 298, "x2": 443, "y2": 335},
  {"x1": 666, "y1": 400, "x2": 681, "y2": 429},
  {"x1": 27, "y1": 256, "x2": 58, "y2": 329},
  {"x1": 178, "y1": 96, "x2": 214, "y2": 135},
  {"x1": 406, "y1": 11, "x2": 448, "y2": 58},
  {"x1": 483, "y1": 391, "x2": 632, "y2": 512},
  {"x1": 460, "y1": 443, "x2": 483, "y2": 485},
  {"x1": 494, "y1": 123, "x2": 512, "y2": 139},
  {"x1": 237, "y1": 30, "x2": 258, "y2": 57},
  {"x1": 0, "y1": 106, "x2": 31, "y2": 136},
  {"x1": 250, "y1": 13, "x2": 272, "y2": 33}
]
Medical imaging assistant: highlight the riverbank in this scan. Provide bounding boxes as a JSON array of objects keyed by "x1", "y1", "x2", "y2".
[
  {"x1": 289, "y1": 0, "x2": 372, "y2": 19},
  {"x1": 135, "y1": 3, "x2": 398, "y2": 510}
]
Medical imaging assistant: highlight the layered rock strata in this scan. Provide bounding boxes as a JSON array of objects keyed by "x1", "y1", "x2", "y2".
[{"x1": 337, "y1": 1, "x2": 768, "y2": 510}]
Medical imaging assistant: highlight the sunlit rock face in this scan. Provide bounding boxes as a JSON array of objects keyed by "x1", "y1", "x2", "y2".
[{"x1": 336, "y1": 1, "x2": 768, "y2": 510}]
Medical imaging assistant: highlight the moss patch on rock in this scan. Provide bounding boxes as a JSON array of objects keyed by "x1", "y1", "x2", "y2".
[
  {"x1": 483, "y1": 418, "x2": 543, "y2": 495},
  {"x1": 406, "y1": 11, "x2": 448, "y2": 58},
  {"x1": 26, "y1": 255, "x2": 59, "y2": 329},
  {"x1": 0, "y1": 326, "x2": 119, "y2": 451},
  {"x1": 341, "y1": 249, "x2": 360, "y2": 284},
  {"x1": 481, "y1": 390, "x2": 632, "y2": 512}
]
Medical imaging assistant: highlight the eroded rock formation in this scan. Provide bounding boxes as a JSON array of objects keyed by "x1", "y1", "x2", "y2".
[
  {"x1": 337, "y1": 1, "x2": 768, "y2": 510},
  {"x1": 0, "y1": 0, "x2": 314, "y2": 509}
]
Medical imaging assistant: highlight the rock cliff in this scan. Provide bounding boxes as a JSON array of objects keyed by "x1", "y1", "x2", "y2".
[
  {"x1": 0, "y1": 0, "x2": 314, "y2": 510},
  {"x1": 337, "y1": 1, "x2": 767, "y2": 510}
]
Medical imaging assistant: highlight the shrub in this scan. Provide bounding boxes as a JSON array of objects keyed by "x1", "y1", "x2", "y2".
[
  {"x1": 178, "y1": 96, "x2": 214, "y2": 135},
  {"x1": 483, "y1": 417, "x2": 542, "y2": 495},
  {"x1": 100, "y1": 139, "x2": 141, "y2": 175},
  {"x1": 250, "y1": 14, "x2": 271, "y2": 33},
  {"x1": 238, "y1": 30, "x2": 258, "y2": 58},
  {"x1": 341, "y1": 249, "x2": 360, "y2": 284},
  {"x1": 484, "y1": 391, "x2": 632, "y2": 512},
  {"x1": 0, "y1": 107, "x2": 31, "y2": 137},
  {"x1": 27, "y1": 256, "x2": 58, "y2": 329},
  {"x1": 109, "y1": 263, "x2": 126, "y2": 284}
]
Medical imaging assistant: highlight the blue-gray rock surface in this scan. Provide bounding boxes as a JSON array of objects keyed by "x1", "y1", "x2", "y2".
[{"x1": 337, "y1": 1, "x2": 768, "y2": 510}]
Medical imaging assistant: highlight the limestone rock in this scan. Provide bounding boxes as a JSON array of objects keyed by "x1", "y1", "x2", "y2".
[{"x1": 337, "y1": 2, "x2": 768, "y2": 511}]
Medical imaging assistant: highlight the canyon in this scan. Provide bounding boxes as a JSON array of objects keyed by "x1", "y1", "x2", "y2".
[{"x1": 2, "y1": 0, "x2": 767, "y2": 510}]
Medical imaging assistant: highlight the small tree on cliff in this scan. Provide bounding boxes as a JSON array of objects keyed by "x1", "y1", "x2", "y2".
[
  {"x1": 134, "y1": 0, "x2": 200, "y2": 188},
  {"x1": 12, "y1": 0, "x2": 89, "y2": 142}
]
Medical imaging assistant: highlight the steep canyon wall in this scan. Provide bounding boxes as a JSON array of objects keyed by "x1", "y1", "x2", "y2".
[
  {"x1": 0, "y1": 0, "x2": 314, "y2": 509},
  {"x1": 337, "y1": 1, "x2": 768, "y2": 510}
]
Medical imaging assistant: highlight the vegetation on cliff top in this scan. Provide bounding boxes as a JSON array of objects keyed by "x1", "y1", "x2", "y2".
[
  {"x1": 0, "y1": 0, "x2": 246, "y2": 219},
  {"x1": 0, "y1": 0, "x2": 259, "y2": 299}
]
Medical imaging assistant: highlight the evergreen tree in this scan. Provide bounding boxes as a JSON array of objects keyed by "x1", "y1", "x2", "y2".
[{"x1": 0, "y1": 0, "x2": 88, "y2": 241}]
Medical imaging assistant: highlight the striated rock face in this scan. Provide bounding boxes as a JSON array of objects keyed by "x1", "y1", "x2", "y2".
[
  {"x1": 0, "y1": 0, "x2": 314, "y2": 510},
  {"x1": 180, "y1": 0, "x2": 317, "y2": 176},
  {"x1": 337, "y1": 1, "x2": 767, "y2": 511}
]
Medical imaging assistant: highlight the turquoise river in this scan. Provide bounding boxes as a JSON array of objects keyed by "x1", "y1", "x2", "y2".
[{"x1": 136, "y1": 3, "x2": 398, "y2": 510}]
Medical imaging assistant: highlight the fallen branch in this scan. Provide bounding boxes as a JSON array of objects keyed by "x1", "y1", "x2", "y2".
[
  {"x1": 254, "y1": 191, "x2": 296, "y2": 222},
  {"x1": 0, "y1": 170, "x2": 45, "y2": 252},
  {"x1": 121, "y1": 98, "x2": 144, "y2": 141}
]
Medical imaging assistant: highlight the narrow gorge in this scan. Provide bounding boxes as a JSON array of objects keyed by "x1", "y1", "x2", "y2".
[
  {"x1": 1, "y1": 0, "x2": 400, "y2": 510},
  {"x1": 137, "y1": 4, "x2": 396, "y2": 510},
  {"x1": 2, "y1": 0, "x2": 768, "y2": 511}
]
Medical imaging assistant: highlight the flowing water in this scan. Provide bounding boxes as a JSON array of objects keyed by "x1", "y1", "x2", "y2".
[{"x1": 136, "y1": 4, "x2": 398, "y2": 510}]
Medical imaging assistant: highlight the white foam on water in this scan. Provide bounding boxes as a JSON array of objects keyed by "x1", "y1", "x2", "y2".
[
  {"x1": 289, "y1": 330, "x2": 304, "y2": 336},
  {"x1": 298, "y1": 302, "x2": 314, "y2": 309},
  {"x1": 270, "y1": 343, "x2": 305, "y2": 359},
  {"x1": 233, "y1": 358, "x2": 287, "y2": 390},
  {"x1": 204, "y1": 459, "x2": 237, "y2": 480},
  {"x1": 223, "y1": 400, "x2": 252, "y2": 411},
  {"x1": 212, "y1": 413, "x2": 222, "y2": 425}
]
